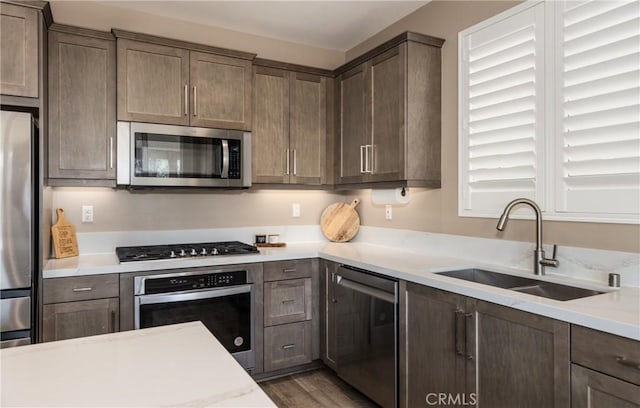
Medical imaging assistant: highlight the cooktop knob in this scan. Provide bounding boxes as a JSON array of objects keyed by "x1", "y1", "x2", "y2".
[
  {"x1": 169, "y1": 250, "x2": 177, "y2": 258},
  {"x1": 201, "y1": 248, "x2": 207, "y2": 255},
  {"x1": 179, "y1": 249, "x2": 186, "y2": 257},
  {"x1": 212, "y1": 248, "x2": 219, "y2": 255},
  {"x1": 190, "y1": 248, "x2": 197, "y2": 256}
]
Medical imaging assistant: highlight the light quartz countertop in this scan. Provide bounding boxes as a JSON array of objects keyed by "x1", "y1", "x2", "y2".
[
  {"x1": 0, "y1": 322, "x2": 276, "y2": 407},
  {"x1": 44, "y1": 242, "x2": 640, "y2": 341}
]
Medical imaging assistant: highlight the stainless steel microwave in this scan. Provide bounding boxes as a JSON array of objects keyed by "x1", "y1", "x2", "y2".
[{"x1": 117, "y1": 122, "x2": 251, "y2": 188}]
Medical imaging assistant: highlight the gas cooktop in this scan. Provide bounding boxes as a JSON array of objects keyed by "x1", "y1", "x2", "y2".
[{"x1": 115, "y1": 241, "x2": 259, "y2": 263}]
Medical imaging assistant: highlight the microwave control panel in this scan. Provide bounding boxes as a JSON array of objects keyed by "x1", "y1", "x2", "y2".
[{"x1": 229, "y1": 140, "x2": 241, "y2": 179}]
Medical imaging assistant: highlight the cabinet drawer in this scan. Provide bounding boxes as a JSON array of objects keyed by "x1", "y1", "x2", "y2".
[
  {"x1": 264, "y1": 321, "x2": 312, "y2": 372},
  {"x1": 264, "y1": 259, "x2": 312, "y2": 281},
  {"x1": 265, "y1": 278, "x2": 312, "y2": 326},
  {"x1": 43, "y1": 274, "x2": 119, "y2": 304},
  {"x1": 572, "y1": 325, "x2": 640, "y2": 386}
]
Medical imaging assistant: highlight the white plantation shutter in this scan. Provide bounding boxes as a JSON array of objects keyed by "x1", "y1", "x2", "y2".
[
  {"x1": 556, "y1": 0, "x2": 640, "y2": 216},
  {"x1": 459, "y1": 2, "x2": 546, "y2": 215}
]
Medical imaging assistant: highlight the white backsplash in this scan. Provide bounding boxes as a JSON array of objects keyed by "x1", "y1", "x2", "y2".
[{"x1": 75, "y1": 225, "x2": 640, "y2": 288}]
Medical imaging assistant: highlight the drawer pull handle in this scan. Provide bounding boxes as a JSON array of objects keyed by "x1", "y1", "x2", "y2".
[
  {"x1": 72, "y1": 287, "x2": 93, "y2": 292},
  {"x1": 617, "y1": 356, "x2": 640, "y2": 370},
  {"x1": 282, "y1": 299, "x2": 295, "y2": 304},
  {"x1": 282, "y1": 344, "x2": 295, "y2": 350},
  {"x1": 283, "y1": 269, "x2": 297, "y2": 273}
]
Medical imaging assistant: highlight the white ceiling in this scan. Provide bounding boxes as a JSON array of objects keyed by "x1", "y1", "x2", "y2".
[{"x1": 103, "y1": 1, "x2": 429, "y2": 51}]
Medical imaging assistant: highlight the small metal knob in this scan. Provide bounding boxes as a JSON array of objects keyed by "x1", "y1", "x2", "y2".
[
  {"x1": 201, "y1": 248, "x2": 207, "y2": 255},
  {"x1": 609, "y1": 273, "x2": 621, "y2": 288},
  {"x1": 190, "y1": 248, "x2": 197, "y2": 256},
  {"x1": 179, "y1": 249, "x2": 186, "y2": 257}
]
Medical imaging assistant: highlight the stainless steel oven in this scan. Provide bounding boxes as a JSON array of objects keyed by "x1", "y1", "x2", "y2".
[
  {"x1": 134, "y1": 269, "x2": 254, "y2": 370},
  {"x1": 117, "y1": 122, "x2": 251, "y2": 188}
]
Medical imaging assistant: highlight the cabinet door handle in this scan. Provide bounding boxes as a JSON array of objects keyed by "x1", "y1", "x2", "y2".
[
  {"x1": 360, "y1": 145, "x2": 365, "y2": 174},
  {"x1": 109, "y1": 137, "x2": 114, "y2": 169},
  {"x1": 110, "y1": 310, "x2": 115, "y2": 332},
  {"x1": 465, "y1": 313, "x2": 474, "y2": 360},
  {"x1": 293, "y1": 149, "x2": 297, "y2": 176},
  {"x1": 193, "y1": 86, "x2": 197, "y2": 117},
  {"x1": 285, "y1": 148, "x2": 290, "y2": 175},
  {"x1": 282, "y1": 299, "x2": 295, "y2": 304},
  {"x1": 282, "y1": 344, "x2": 296, "y2": 350},
  {"x1": 617, "y1": 356, "x2": 640, "y2": 370},
  {"x1": 184, "y1": 84, "x2": 188, "y2": 116},
  {"x1": 454, "y1": 309, "x2": 465, "y2": 356},
  {"x1": 72, "y1": 287, "x2": 93, "y2": 292}
]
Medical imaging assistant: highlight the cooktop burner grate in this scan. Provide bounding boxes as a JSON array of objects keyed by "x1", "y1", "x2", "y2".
[{"x1": 116, "y1": 241, "x2": 259, "y2": 262}]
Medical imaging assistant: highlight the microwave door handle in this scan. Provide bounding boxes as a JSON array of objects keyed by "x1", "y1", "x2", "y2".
[{"x1": 221, "y1": 140, "x2": 229, "y2": 178}]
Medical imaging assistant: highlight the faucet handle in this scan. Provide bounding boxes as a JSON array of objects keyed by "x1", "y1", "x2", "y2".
[{"x1": 541, "y1": 244, "x2": 560, "y2": 268}]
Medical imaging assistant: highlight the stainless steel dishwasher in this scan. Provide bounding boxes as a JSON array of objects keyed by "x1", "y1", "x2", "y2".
[{"x1": 331, "y1": 265, "x2": 398, "y2": 408}]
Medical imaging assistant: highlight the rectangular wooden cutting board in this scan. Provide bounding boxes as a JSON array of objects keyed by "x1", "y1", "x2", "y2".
[{"x1": 51, "y1": 208, "x2": 78, "y2": 258}]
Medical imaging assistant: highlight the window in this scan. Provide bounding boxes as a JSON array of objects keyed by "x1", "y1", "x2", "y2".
[{"x1": 459, "y1": 0, "x2": 640, "y2": 223}]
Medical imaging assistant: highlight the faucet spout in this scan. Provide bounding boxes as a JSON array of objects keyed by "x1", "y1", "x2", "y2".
[{"x1": 495, "y1": 198, "x2": 557, "y2": 275}]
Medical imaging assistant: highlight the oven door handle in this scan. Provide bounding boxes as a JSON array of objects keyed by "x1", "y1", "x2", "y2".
[{"x1": 137, "y1": 284, "x2": 251, "y2": 305}]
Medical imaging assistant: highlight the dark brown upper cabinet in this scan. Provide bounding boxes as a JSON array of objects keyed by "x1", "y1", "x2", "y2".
[
  {"x1": 0, "y1": 3, "x2": 39, "y2": 98},
  {"x1": 114, "y1": 30, "x2": 254, "y2": 131},
  {"x1": 252, "y1": 60, "x2": 331, "y2": 186},
  {"x1": 48, "y1": 25, "x2": 117, "y2": 186},
  {"x1": 335, "y1": 32, "x2": 444, "y2": 189}
]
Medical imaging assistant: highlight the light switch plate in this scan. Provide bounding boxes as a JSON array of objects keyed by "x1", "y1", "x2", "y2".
[
  {"x1": 385, "y1": 205, "x2": 392, "y2": 220},
  {"x1": 292, "y1": 203, "x2": 301, "y2": 218}
]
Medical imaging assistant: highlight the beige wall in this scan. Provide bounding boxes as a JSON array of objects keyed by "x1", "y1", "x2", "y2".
[
  {"x1": 48, "y1": 1, "x2": 640, "y2": 253},
  {"x1": 344, "y1": 0, "x2": 640, "y2": 253},
  {"x1": 49, "y1": 1, "x2": 344, "y2": 69},
  {"x1": 52, "y1": 188, "x2": 342, "y2": 233}
]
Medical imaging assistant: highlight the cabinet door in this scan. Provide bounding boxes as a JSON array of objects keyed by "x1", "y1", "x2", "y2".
[
  {"x1": 117, "y1": 39, "x2": 189, "y2": 125},
  {"x1": 572, "y1": 364, "x2": 640, "y2": 408},
  {"x1": 264, "y1": 278, "x2": 312, "y2": 326},
  {"x1": 401, "y1": 283, "x2": 467, "y2": 408},
  {"x1": 469, "y1": 299, "x2": 570, "y2": 408},
  {"x1": 289, "y1": 72, "x2": 326, "y2": 185},
  {"x1": 264, "y1": 321, "x2": 312, "y2": 372},
  {"x1": 48, "y1": 31, "x2": 116, "y2": 181},
  {"x1": 190, "y1": 51, "x2": 252, "y2": 130},
  {"x1": 337, "y1": 64, "x2": 366, "y2": 184},
  {"x1": 321, "y1": 260, "x2": 338, "y2": 371},
  {"x1": 0, "y1": 3, "x2": 38, "y2": 97},
  {"x1": 368, "y1": 44, "x2": 406, "y2": 182},
  {"x1": 252, "y1": 66, "x2": 289, "y2": 184},
  {"x1": 42, "y1": 298, "x2": 119, "y2": 342}
]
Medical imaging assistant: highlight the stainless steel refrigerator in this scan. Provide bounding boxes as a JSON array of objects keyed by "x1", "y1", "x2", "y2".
[{"x1": 0, "y1": 110, "x2": 36, "y2": 348}]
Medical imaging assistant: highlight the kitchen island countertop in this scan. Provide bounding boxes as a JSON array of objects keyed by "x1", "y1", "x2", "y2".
[{"x1": 0, "y1": 322, "x2": 275, "y2": 407}]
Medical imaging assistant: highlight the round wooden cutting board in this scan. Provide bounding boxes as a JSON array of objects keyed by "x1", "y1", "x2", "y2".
[{"x1": 320, "y1": 199, "x2": 361, "y2": 242}]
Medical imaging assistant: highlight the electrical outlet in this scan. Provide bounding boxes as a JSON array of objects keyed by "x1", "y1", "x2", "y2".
[
  {"x1": 82, "y1": 205, "x2": 94, "y2": 223},
  {"x1": 292, "y1": 203, "x2": 301, "y2": 218},
  {"x1": 385, "y1": 205, "x2": 392, "y2": 220}
]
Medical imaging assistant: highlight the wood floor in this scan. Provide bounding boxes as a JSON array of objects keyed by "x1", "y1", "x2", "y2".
[{"x1": 259, "y1": 368, "x2": 379, "y2": 408}]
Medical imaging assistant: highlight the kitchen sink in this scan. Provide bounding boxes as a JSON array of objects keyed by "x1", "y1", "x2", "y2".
[{"x1": 436, "y1": 268, "x2": 605, "y2": 301}]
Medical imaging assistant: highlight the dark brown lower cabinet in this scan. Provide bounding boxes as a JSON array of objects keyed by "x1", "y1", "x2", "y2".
[
  {"x1": 401, "y1": 282, "x2": 570, "y2": 408},
  {"x1": 264, "y1": 321, "x2": 312, "y2": 372},
  {"x1": 572, "y1": 364, "x2": 640, "y2": 408},
  {"x1": 42, "y1": 298, "x2": 119, "y2": 342}
]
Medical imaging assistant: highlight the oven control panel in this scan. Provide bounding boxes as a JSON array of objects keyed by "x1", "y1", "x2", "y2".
[{"x1": 143, "y1": 270, "x2": 248, "y2": 294}]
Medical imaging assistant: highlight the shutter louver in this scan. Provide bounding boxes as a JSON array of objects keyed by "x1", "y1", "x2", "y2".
[
  {"x1": 460, "y1": 3, "x2": 545, "y2": 214},
  {"x1": 558, "y1": 0, "x2": 640, "y2": 216}
]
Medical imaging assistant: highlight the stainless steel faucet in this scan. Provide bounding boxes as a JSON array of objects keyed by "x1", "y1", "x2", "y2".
[{"x1": 496, "y1": 198, "x2": 559, "y2": 275}]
